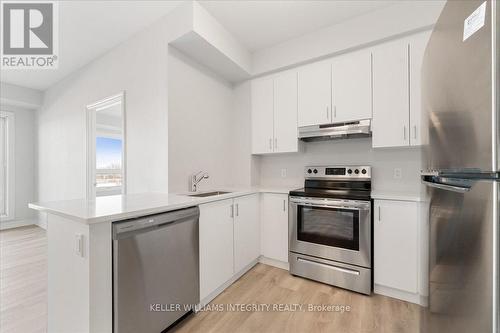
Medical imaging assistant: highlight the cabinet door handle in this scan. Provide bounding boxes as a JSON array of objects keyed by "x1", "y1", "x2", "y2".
[
  {"x1": 230, "y1": 204, "x2": 234, "y2": 218},
  {"x1": 283, "y1": 199, "x2": 286, "y2": 212},
  {"x1": 403, "y1": 126, "x2": 407, "y2": 141},
  {"x1": 274, "y1": 138, "x2": 277, "y2": 150},
  {"x1": 333, "y1": 105, "x2": 337, "y2": 119},
  {"x1": 269, "y1": 138, "x2": 272, "y2": 151},
  {"x1": 413, "y1": 125, "x2": 417, "y2": 139},
  {"x1": 236, "y1": 203, "x2": 239, "y2": 217},
  {"x1": 378, "y1": 206, "x2": 381, "y2": 221},
  {"x1": 326, "y1": 106, "x2": 329, "y2": 120}
]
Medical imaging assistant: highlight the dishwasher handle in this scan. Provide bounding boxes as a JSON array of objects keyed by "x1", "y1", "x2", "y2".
[{"x1": 113, "y1": 206, "x2": 200, "y2": 239}]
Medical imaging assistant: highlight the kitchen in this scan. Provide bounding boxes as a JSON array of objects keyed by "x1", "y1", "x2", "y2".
[{"x1": 0, "y1": 0, "x2": 496, "y2": 332}]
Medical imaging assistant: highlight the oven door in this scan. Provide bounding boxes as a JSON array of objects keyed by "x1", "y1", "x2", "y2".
[{"x1": 289, "y1": 196, "x2": 371, "y2": 268}]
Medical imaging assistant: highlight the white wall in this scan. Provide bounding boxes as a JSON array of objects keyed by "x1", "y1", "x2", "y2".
[
  {"x1": 35, "y1": 1, "x2": 438, "y2": 201},
  {"x1": 0, "y1": 105, "x2": 37, "y2": 224},
  {"x1": 250, "y1": 3, "x2": 438, "y2": 197},
  {"x1": 38, "y1": 17, "x2": 173, "y2": 202},
  {"x1": 168, "y1": 47, "x2": 239, "y2": 192},
  {"x1": 259, "y1": 139, "x2": 422, "y2": 197},
  {"x1": 192, "y1": 1, "x2": 251, "y2": 73},
  {"x1": 0, "y1": 82, "x2": 43, "y2": 109},
  {"x1": 252, "y1": 1, "x2": 445, "y2": 75},
  {"x1": 37, "y1": 4, "x2": 256, "y2": 200},
  {"x1": 168, "y1": 47, "x2": 261, "y2": 193},
  {"x1": 232, "y1": 81, "x2": 260, "y2": 188}
]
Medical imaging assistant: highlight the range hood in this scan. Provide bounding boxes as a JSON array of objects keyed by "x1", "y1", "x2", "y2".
[{"x1": 298, "y1": 119, "x2": 372, "y2": 142}]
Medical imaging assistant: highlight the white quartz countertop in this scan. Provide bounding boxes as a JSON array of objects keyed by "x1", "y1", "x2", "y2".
[
  {"x1": 370, "y1": 192, "x2": 427, "y2": 202},
  {"x1": 29, "y1": 187, "x2": 296, "y2": 224}
]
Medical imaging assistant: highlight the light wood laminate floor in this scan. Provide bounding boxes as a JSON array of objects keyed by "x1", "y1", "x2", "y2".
[
  {"x1": 174, "y1": 263, "x2": 422, "y2": 333},
  {"x1": 0, "y1": 226, "x2": 421, "y2": 333},
  {"x1": 0, "y1": 225, "x2": 47, "y2": 333}
]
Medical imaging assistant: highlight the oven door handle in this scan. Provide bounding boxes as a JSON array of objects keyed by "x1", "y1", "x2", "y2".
[
  {"x1": 294, "y1": 202, "x2": 362, "y2": 211},
  {"x1": 290, "y1": 197, "x2": 369, "y2": 210}
]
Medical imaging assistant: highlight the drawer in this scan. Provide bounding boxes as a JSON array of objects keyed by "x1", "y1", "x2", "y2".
[{"x1": 289, "y1": 252, "x2": 371, "y2": 295}]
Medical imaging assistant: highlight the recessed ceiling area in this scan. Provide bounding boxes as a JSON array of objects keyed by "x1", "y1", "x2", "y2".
[{"x1": 199, "y1": 0, "x2": 398, "y2": 52}]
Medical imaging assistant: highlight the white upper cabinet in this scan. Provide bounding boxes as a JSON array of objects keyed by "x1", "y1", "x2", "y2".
[
  {"x1": 298, "y1": 53, "x2": 372, "y2": 127},
  {"x1": 274, "y1": 71, "x2": 298, "y2": 153},
  {"x1": 372, "y1": 38, "x2": 410, "y2": 148},
  {"x1": 297, "y1": 61, "x2": 332, "y2": 127},
  {"x1": 251, "y1": 71, "x2": 298, "y2": 155},
  {"x1": 372, "y1": 31, "x2": 430, "y2": 148},
  {"x1": 233, "y1": 194, "x2": 260, "y2": 272},
  {"x1": 409, "y1": 31, "x2": 431, "y2": 146},
  {"x1": 251, "y1": 77, "x2": 274, "y2": 154},
  {"x1": 252, "y1": 31, "x2": 430, "y2": 150},
  {"x1": 331, "y1": 49, "x2": 372, "y2": 123}
]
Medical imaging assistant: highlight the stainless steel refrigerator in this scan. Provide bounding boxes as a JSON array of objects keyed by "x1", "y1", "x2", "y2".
[{"x1": 421, "y1": 0, "x2": 499, "y2": 332}]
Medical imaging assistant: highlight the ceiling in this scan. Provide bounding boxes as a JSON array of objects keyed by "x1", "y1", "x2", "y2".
[
  {"x1": 1, "y1": 1, "x2": 183, "y2": 91},
  {"x1": 199, "y1": 0, "x2": 398, "y2": 52},
  {"x1": 1, "y1": 0, "x2": 397, "y2": 91}
]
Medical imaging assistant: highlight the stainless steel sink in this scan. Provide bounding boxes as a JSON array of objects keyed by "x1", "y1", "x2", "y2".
[{"x1": 187, "y1": 191, "x2": 231, "y2": 197}]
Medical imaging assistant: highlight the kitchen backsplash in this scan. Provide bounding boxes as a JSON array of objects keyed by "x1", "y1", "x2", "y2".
[{"x1": 258, "y1": 138, "x2": 423, "y2": 196}]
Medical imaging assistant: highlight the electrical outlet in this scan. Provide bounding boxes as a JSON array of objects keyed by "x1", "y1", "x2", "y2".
[
  {"x1": 75, "y1": 234, "x2": 84, "y2": 257},
  {"x1": 281, "y1": 168, "x2": 287, "y2": 178},
  {"x1": 393, "y1": 168, "x2": 402, "y2": 179}
]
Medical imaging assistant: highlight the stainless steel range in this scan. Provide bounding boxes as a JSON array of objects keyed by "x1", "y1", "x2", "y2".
[{"x1": 289, "y1": 165, "x2": 372, "y2": 295}]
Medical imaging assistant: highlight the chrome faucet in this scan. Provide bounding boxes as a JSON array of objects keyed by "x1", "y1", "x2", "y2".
[{"x1": 190, "y1": 171, "x2": 209, "y2": 192}]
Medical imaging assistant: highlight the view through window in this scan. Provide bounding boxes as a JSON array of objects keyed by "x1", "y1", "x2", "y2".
[
  {"x1": 88, "y1": 93, "x2": 125, "y2": 198},
  {"x1": 96, "y1": 137, "x2": 123, "y2": 196}
]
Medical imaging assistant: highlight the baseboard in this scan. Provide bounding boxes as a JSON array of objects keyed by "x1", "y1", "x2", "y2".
[
  {"x1": 258, "y1": 256, "x2": 289, "y2": 270},
  {"x1": 36, "y1": 218, "x2": 47, "y2": 229},
  {"x1": 0, "y1": 218, "x2": 38, "y2": 230},
  {"x1": 374, "y1": 284, "x2": 428, "y2": 306},
  {"x1": 198, "y1": 258, "x2": 259, "y2": 308}
]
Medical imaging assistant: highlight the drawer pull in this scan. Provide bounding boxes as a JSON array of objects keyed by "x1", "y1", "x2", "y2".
[{"x1": 297, "y1": 257, "x2": 360, "y2": 276}]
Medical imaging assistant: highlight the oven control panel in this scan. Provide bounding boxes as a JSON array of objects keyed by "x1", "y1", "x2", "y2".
[{"x1": 305, "y1": 166, "x2": 371, "y2": 179}]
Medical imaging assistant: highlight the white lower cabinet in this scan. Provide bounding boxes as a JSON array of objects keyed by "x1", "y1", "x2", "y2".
[
  {"x1": 199, "y1": 198, "x2": 235, "y2": 300},
  {"x1": 260, "y1": 193, "x2": 289, "y2": 263},
  {"x1": 199, "y1": 194, "x2": 260, "y2": 301},
  {"x1": 234, "y1": 194, "x2": 260, "y2": 272},
  {"x1": 374, "y1": 199, "x2": 419, "y2": 294}
]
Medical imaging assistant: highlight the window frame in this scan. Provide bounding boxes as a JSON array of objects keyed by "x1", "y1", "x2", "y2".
[
  {"x1": 0, "y1": 111, "x2": 15, "y2": 221},
  {"x1": 86, "y1": 92, "x2": 126, "y2": 199}
]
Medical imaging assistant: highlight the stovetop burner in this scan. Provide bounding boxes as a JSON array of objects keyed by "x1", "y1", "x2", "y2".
[
  {"x1": 290, "y1": 165, "x2": 372, "y2": 201},
  {"x1": 289, "y1": 187, "x2": 371, "y2": 200}
]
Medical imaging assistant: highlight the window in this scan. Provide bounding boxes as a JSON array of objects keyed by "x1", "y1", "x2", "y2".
[
  {"x1": 297, "y1": 205, "x2": 359, "y2": 251},
  {"x1": 86, "y1": 93, "x2": 126, "y2": 199},
  {"x1": 0, "y1": 111, "x2": 14, "y2": 221},
  {"x1": 95, "y1": 137, "x2": 123, "y2": 196}
]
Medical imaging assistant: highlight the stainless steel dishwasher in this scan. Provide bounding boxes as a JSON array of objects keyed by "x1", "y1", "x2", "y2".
[{"x1": 113, "y1": 206, "x2": 199, "y2": 333}]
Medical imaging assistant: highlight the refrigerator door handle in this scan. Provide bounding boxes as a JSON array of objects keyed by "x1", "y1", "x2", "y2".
[{"x1": 421, "y1": 179, "x2": 471, "y2": 193}]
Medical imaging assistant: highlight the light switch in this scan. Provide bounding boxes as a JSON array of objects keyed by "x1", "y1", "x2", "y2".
[
  {"x1": 393, "y1": 168, "x2": 402, "y2": 179},
  {"x1": 75, "y1": 234, "x2": 84, "y2": 257},
  {"x1": 281, "y1": 168, "x2": 287, "y2": 178}
]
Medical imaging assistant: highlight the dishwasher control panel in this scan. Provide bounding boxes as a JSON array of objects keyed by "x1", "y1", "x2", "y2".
[{"x1": 112, "y1": 206, "x2": 200, "y2": 238}]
